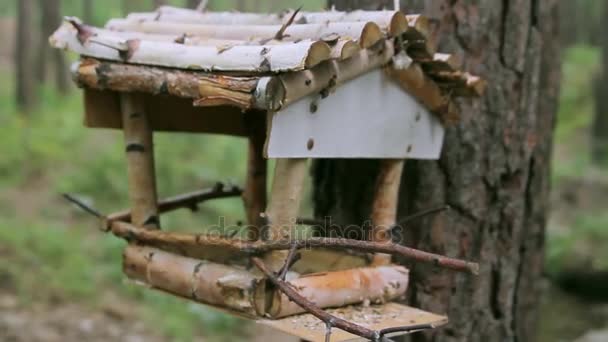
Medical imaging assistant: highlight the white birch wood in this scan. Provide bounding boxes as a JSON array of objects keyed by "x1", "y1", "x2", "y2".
[
  {"x1": 269, "y1": 265, "x2": 409, "y2": 318},
  {"x1": 68, "y1": 25, "x2": 358, "y2": 62},
  {"x1": 125, "y1": 7, "x2": 410, "y2": 36},
  {"x1": 266, "y1": 69, "x2": 445, "y2": 159},
  {"x1": 106, "y1": 19, "x2": 383, "y2": 48},
  {"x1": 50, "y1": 22, "x2": 330, "y2": 72}
]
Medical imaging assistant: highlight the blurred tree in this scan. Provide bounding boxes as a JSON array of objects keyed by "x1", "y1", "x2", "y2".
[
  {"x1": 83, "y1": 0, "x2": 94, "y2": 24},
  {"x1": 123, "y1": 0, "x2": 150, "y2": 15},
  {"x1": 38, "y1": 0, "x2": 70, "y2": 95},
  {"x1": 560, "y1": 0, "x2": 601, "y2": 47},
  {"x1": 314, "y1": 1, "x2": 560, "y2": 341},
  {"x1": 153, "y1": 0, "x2": 168, "y2": 7},
  {"x1": 185, "y1": 0, "x2": 200, "y2": 9},
  {"x1": 592, "y1": 1, "x2": 608, "y2": 165},
  {"x1": 15, "y1": 0, "x2": 38, "y2": 112}
]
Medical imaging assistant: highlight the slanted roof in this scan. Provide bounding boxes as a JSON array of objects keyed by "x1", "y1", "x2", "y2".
[{"x1": 50, "y1": 6, "x2": 484, "y2": 124}]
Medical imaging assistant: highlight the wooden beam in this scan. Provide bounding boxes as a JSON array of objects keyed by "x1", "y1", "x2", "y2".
[
  {"x1": 264, "y1": 158, "x2": 308, "y2": 270},
  {"x1": 120, "y1": 93, "x2": 160, "y2": 229},
  {"x1": 370, "y1": 159, "x2": 405, "y2": 265},
  {"x1": 243, "y1": 113, "x2": 268, "y2": 241}
]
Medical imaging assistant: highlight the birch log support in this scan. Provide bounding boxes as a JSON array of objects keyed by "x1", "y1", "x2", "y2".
[
  {"x1": 51, "y1": 21, "x2": 332, "y2": 72},
  {"x1": 370, "y1": 159, "x2": 404, "y2": 266},
  {"x1": 268, "y1": 266, "x2": 409, "y2": 318},
  {"x1": 243, "y1": 114, "x2": 268, "y2": 241},
  {"x1": 105, "y1": 19, "x2": 384, "y2": 48},
  {"x1": 123, "y1": 245, "x2": 262, "y2": 315},
  {"x1": 120, "y1": 93, "x2": 160, "y2": 229},
  {"x1": 264, "y1": 158, "x2": 308, "y2": 271},
  {"x1": 108, "y1": 221, "x2": 480, "y2": 274}
]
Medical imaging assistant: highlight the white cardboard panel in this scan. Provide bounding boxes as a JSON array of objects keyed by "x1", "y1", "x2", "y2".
[{"x1": 266, "y1": 70, "x2": 445, "y2": 159}]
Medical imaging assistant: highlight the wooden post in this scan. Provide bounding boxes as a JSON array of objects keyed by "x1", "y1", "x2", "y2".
[
  {"x1": 242, "y1": 113, "x2": 267, "y2": 241},
  {"x1": 370, "y1": 159, "x2": 405, "y2": 265},
  {"x1": 264, "y1": 158, "x2": 308, "y2": 270},
  {"x1": 120, "y1": 93, "x2": 160, "y2": 229}
]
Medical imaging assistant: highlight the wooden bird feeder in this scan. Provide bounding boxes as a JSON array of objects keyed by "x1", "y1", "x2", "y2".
[{"x1": 51, "y1": 5, "x2": 484, "y2": 341}]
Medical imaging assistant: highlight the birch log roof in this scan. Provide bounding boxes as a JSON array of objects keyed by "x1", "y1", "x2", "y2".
[{"x1": 50, "y1": 5, "x2": 485, "y2": 122}]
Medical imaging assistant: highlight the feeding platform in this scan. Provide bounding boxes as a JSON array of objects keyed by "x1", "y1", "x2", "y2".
[{"x1": 52, "y1": 4, "x2": 483, "y2": 341}]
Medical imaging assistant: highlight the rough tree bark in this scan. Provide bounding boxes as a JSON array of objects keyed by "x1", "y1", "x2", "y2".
[
  {"x1": 15, "y1": 0, "x2": 38, "y2": 112},
  {"x1": 39, "y1": 0, "x2": 70, "y2": 94},
  {"x1": 315, "y1": 1, "x2": 560, "y2": 341},
  {"x1": 592, "y1": 1, "x2": 608, "y2": 166}
]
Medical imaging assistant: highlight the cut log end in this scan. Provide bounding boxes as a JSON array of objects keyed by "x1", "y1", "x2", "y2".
[
  {"x1": 304, "y1": 41, "x2": 331, "y2": 68},
  {"x1": 389, "y1": 11, "x2": 409, "y2": 37},
  {"x1": 360, "y1": 22, "x2": 383, "y2": 48}
]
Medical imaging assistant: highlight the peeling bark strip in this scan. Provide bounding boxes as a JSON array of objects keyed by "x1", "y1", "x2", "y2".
[
  {"x1": 120, "y1": 93, "x2": 160, "y2": 229},
  {"x1": 269, "y1": 265, "x2": 409, "y2": 318},
  {"x1": 123, "y1": 245, "x2": 262, "y2": 315},
  {"x1": 108, "y1": 221, "x2": 480, "y2": 274},
  {"x1": 51, "y1": 21, "x2": 332, "y2": 72}
]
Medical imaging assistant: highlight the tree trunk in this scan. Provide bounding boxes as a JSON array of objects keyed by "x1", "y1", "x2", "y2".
[
  {"x1": 592, "y1": 1, "x2": 608, "y2": 166},
  {"x1": 153, "y1": 0, "x2": 167, "y2": 8},
  {"x1": 123, "y1": 0, "x2": 150, "y2": 15},
  {"x1": 39, "y1": 0, "x2": 70, "y2": 94},
  {"x1": 185, "y1": 0, "x2": 199, "y2": 9},
  {"x1": 15, "y1": 0, "x2": 38, "y2": 112},
  {"x1": 83, "y1": 0, "x2": 94, "y2": 24},
  {"x1": 315, "y1": 1, "x2": 560, "y2": 341}
]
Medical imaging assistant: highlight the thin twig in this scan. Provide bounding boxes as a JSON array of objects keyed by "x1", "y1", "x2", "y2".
[
  {"x1": 195, "y1": 0, "x2": 209, "y2": 12},
  {"x1": 325, "y1": 322, "x2": 333, "y2": 342},
  {"x1": 379, "y1": 323, "x2": 436, "y2": 336},
  {"x1": 398, "y1": 205, "x2": 451, "y2": 226},
  {"x1": 62, "y1": 194, "x2": 104, "y2": 219},
  {"x1": 106, "y1": 183, "x2": 242, "y2": 225},
  {"x1": 275, "y1": 7, "x2": 302, "y2": 40},
  {"x1": 278, "y1": 243, "x2": 300, "y2": 281}
]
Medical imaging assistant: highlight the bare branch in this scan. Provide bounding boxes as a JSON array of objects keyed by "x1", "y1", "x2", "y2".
[
  {"x1": 195, "y1": 0, "x2": 209, "y2": 12},
  {"x1": 398, "y1": 205, "x2": 451, "y2": 226},
  {"x1": 62, "y1": 194, "x2": 104, "y2": 219},
  {"x1": 106, "y1": 183, "x2": 242, "y2": 227},
  {"x1": 274, "y1": 7, "x2": 302, "y2": 40},
  {"x1": 278, "y1": 243, "x2": 300, "y2": 280}
]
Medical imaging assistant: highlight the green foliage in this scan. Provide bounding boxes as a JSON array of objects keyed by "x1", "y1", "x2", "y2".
[
  {"x1": 556, "y1": 45, "x2": 600, "y2": 140},
  {"x1": 546, "y1": 213, "x2": 608, "y2": 275}
]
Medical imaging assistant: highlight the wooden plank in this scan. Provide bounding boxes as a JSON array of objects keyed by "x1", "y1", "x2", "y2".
[
  {"x1": 258, "y1": 302, "x2": 448, "y2": 342},
  {"x1": 266, "y1": 70, "x2": 445, "y2": 159},
  {"x1": 83, "y1": 89, "x2": 254, "y2": 136}
]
